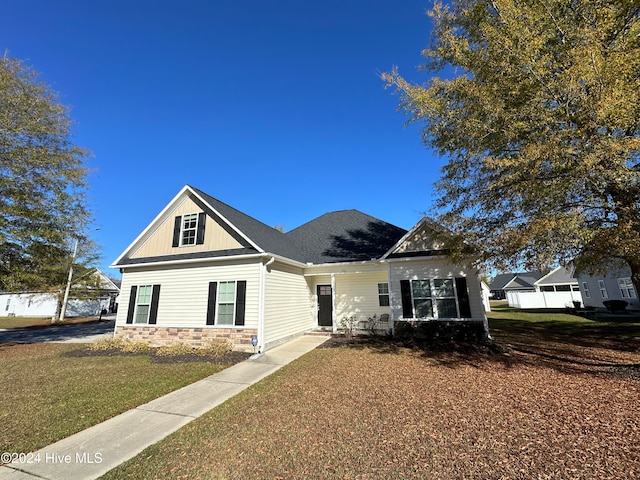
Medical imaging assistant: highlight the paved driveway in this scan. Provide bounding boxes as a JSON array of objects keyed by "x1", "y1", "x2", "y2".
[{"x1": 0, "y1": 320, "x2": 115, "y2": 344}]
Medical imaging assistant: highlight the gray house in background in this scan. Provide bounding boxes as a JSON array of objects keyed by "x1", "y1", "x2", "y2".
[
  {"x1": 576, "y1": 262, "x2": 639, "y2": 311},
  {"x1": 489, "y1": 272, "x2": 542, "y2": 300}
]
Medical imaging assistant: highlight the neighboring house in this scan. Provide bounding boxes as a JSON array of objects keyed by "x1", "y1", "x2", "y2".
[
  {"x1": 0, "y1": 269, "x2": 120, "y2": 318},
  {"x1": 110, "y1": 185, "x2": 489, "y2": 352},
  {"x1": 506, "y1": 266, "x2": 581, "y2": 309},
  {"x1": 576, "y1": 262, "x2": 639, "y2": 311},
  {"x1": 489, "y1": 272, "x2": 541, "y2": 299}
]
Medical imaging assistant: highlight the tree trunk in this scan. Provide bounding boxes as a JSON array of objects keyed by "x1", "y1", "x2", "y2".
[{"x1": 627, "y1": 258, "x2": 640, "y2": 306}]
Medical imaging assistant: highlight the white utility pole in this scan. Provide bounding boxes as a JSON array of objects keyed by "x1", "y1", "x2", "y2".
[{"x1": 58, "y1": 238, "x2": 79, "y2": 323}]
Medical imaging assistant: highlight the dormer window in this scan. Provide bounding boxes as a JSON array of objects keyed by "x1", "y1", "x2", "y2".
[{"x1": 172, "y1": 212, "x2": 206, "y2": 247}]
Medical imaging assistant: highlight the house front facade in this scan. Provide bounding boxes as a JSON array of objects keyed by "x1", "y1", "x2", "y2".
[{"x1": 110, "y1": 186, "x2": 489, "y2": 352}]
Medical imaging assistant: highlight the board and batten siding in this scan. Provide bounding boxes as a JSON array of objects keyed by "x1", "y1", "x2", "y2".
[
  {"x1": 388, "y1": 259, "x2": 485, "y2": 321},
  {"x1": 130, "y1": 196, "x2": 244, "y2": 259},
  {"x1": 116, "y1": 260, "x2": 262, "y2": 328},
  {"x1": 334, "y1": 271, "x2": 391, "y2": 324},
  {"x1": 263, "y1": 262, "x2": 314, "y2": 349}
]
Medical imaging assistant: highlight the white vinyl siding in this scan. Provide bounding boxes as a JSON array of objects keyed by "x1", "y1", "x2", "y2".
[
  {"x1": 263, "y1": 262, "x2": 314, "y2": 348},
  {"x1": 333, "y1": 270, "x2": 392, "y2": 323},
  {"x1": 116, "y1": 260, "x2": 261, "y2": 328}
]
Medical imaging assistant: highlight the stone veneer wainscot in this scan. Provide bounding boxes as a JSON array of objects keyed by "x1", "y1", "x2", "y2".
[{"x1": 115, "y1": 326, "x2": 259, "y2": 352}]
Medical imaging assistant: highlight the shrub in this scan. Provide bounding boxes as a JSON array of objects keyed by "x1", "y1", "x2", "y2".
[
  {"x1": 155, "y1": 342, "x2": 196, "y2": 357},
  {"x1": 89, "y1": 337, "x2": 152, "y2": 354},
  {"x1": 198, "y1": 339, "x2": 233, "y2": 357}
]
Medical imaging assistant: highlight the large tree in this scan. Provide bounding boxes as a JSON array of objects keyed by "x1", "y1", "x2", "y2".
[
  {"x1": 0, "y1": 56, "x2": 97, "y2": 292},
  {"x1": 384, "y1": 0, "x2": 640, "y2": 293}
]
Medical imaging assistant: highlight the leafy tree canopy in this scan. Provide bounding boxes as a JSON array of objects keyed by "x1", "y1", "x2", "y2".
[
  {"x1": 0, "y1": 56, "x2": 97, "y2": 292},
  {"x1": 383, "y1": 0, "x2": 640, "y2": 292}
]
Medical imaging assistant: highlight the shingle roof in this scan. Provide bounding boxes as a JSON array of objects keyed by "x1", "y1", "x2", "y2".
[
  {"x1": 285, "y1": 209, "x2": 407, "y2": 264},
  {"x1": 191, "y1": 186, "x2": 309, "y2": 263}
]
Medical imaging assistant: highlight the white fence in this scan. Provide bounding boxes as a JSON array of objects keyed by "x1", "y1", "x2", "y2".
[{"x1": 507, "y1": 290, "x2": 582, "y2": 309}]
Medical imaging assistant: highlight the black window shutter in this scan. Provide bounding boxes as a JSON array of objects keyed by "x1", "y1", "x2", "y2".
[
  {"x1": 206, "y1": 282, "x2": 217, "y2": 325},
  {"x1": 149, "y1": 285, "x2": 161, "y2": 324},
  {"x1": 196, "y1": 212, "x2": 206, "y2": 245},
  {"x1": 126, "y1": 286, "x2": 137, "y2": 324},
  {"x1": 235, "y1": 280, "x2": 247, "y2": 326},
  {"x1": 172, "y1": 216, "x2": 182, "y2": 247},
  {"x1": 455, "y1": 277, "x2": 472, "y2": 318},
  {"x1": 400, "y1": 280, "x2": 413, "y2": 318}
]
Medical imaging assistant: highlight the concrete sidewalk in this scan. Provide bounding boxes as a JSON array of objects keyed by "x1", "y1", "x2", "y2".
[{"x1": 0, "y1": 334, "x2": 329, "y2": 480}]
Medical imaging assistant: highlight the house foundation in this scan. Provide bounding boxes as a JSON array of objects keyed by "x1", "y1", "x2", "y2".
[{"x1": 114, "y1": 326, "x2": 259, "y2": 352}]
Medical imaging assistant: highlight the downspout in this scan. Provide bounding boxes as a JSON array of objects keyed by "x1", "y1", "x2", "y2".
[
  {"x1": 258, "y1": 256, "x2": 275, "y2": 353},
  {"x1": 331, "y1": 273, "x2": 337, "y2": 333}
]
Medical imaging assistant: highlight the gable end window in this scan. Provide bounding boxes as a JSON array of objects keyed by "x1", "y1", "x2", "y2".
[
  {"x1": 126, "y1": 284, "x2": 161, "y2": 325},
  {"x1": 206, "y1": 280, "x2": 247, "y2": 326},
  {"x1": 172, "y1": 212, "x2": 206, "y2": 247}
]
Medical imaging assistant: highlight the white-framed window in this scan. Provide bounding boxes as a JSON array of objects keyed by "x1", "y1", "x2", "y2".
[
  {"x1": 598, "y1": 280, "x2": 608, "y2": 299},
  {"x1": 618, "y1": 278, "x2": 637, "y2": 299},
  {"x1": 409, "y1": 278, "x2": 459, "y2": 319},
  {"x1": 582, "y1": 282, "x2": 590, "y2": 298},
  {"x1": 217, "y1": 281, "x2": 237, "y2": 325},
  {"x1": 5, "y1": 298, "x2": 10, "y2": 311},
  {"x1": 135, "y1": 285, "x2": 153, "y2": 324},
  {"x1": 181, "y1": 213, "x2": 199, "y2": 246},
  {"x1": 378, "y1": 283, "x2": 390, "y2": 307},
  {"x1": 411, "y1": 279, "x2": 434, "y2": 317}
]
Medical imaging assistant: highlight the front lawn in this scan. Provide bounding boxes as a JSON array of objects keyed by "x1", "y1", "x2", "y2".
[
  {"x1": 102, "y1": 310, "x2": 640, "y2": 479},
  {"x1": 0, "y1": 343, "x2": 238, "y2": 454},
  {"x1": 0, "y1": 316, "x2": 102, "y2": 329}
]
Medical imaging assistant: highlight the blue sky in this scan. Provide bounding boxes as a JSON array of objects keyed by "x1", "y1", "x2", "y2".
[{"x1": 3, "y1": 0, "x2": 444, "y2": 277}]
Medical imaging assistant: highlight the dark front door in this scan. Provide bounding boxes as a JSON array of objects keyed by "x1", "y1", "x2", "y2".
[{"x1": 317, "y1": 284, "x2": 333, "y2": 327}]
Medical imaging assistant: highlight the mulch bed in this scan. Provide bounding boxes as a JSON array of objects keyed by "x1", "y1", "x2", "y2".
[{"x1": 64, "y1": 348, "x2": 252, "y2": 365}]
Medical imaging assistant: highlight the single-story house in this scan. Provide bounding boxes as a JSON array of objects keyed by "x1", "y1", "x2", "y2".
[
  {"x1": 110, "y1": 185, "x2": 489, "y2": 352},
  {"x1": 490, "y1": 271, "x2": 542, "y2": 300},
  {"x1": 576, "y1": 262, "x2": 639, "y2": 311},
  {"x1": 506, "y1": 266, "x2": 581, "y2": 309},
  {"x1": 0, "y1": 269, "x2": 120, "y2": 318}
]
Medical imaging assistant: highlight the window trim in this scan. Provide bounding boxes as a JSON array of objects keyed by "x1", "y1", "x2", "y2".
[
  {"x1": 126, "y1": 284, "x2": 161, "y2": 325},
  {"x1": 180, "y1": 213, "x2": 199, "y2": 246},
  {"x1": 598, "y1": 280, "x2": 608, "y2": 299},
  {"x1": 582, "y1": 282, "x2": 591, "y2": 298},
  {"x1": 405, "y1": 278, "x2": 461, "y2": 319},
  {"x1": 377, "y1": 282, "x2": 390, "y2": 307},
  {"x1": 134, "y1": 285, "x2": 153, "y2": 324},
  {"x1": 216, "y1": 280, "x2": 237, "y2": 325},
  {"x1": 618, "y1": 278, "x2": 637, "y2": 299}
]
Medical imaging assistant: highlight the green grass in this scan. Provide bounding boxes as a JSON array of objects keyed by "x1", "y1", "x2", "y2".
[
  {"x1": 487, "y1": 304, "x2": 640, "y2": 348},
  {"x1": 0, "y1": 316, "x2": 100, "y2": 329},
  {"x1": 0, "y1": 343, "x2": 229, "y2": 454}
]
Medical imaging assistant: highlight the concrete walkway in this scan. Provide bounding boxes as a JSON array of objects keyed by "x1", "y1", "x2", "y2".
[{"x1": 0, "y1": 334, "x2": 329, "y2": 480}]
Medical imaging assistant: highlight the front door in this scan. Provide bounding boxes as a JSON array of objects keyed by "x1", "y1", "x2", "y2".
[{"x1": 317, "y1": 284, "x2": 333, "y2": 327}]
